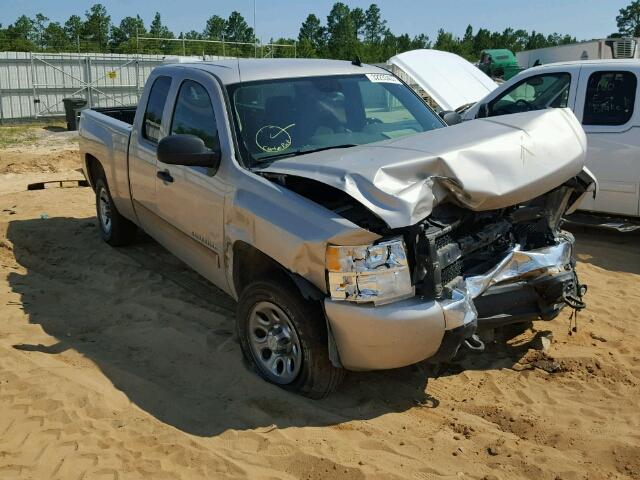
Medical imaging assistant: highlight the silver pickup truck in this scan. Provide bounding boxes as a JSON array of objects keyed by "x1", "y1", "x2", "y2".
[{"x1": 79, "y1": 59, "x2": 595, "y2": 398}]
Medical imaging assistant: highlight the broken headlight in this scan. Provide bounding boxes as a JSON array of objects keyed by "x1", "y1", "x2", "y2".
[{"x1": 326, "y1": 238, "x2": 414, "y2": 305}]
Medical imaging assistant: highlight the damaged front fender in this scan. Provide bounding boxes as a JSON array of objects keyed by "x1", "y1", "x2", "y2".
[{"x1": 224, "y1": 173, "x2": 380, "y2": 299}]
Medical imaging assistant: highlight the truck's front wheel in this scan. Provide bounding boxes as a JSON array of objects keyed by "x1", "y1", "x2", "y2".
[
  {"x1": 237, "y1": 278, "x2": 344, "y2": 398},
  {"x1": 95, "y1": 177, "x2": 137, "y2": 246}
]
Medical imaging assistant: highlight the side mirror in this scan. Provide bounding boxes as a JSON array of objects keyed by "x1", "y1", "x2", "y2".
[
  {"x1": 439, "y1": 110, "x2": 462, "y2": 126},
  {"x1": 157, "y1": 134, "x2": 221, "y2": 172},
  {"x1": 477, "y1": 103, "x2": 490, "y2": 119}
]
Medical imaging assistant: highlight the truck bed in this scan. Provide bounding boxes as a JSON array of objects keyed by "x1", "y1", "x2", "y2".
[
  {"x1": 90, "y1": 106, "x2": 137, "y2": 125},
  {"x1": 79, "y1": 108, "x2": 135, "y2": 221}
]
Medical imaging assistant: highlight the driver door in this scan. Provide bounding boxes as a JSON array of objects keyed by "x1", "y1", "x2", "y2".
[{"x1": 154, "y1": 71, "x2": 231, "y2": 291}]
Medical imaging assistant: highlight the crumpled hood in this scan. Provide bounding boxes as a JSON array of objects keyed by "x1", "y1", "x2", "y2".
[{"x1": 258, "y1": 109, "x2": 587, "y2": 229}]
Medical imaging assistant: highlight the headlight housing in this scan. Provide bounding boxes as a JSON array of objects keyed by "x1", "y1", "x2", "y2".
[{"x1": 326, "y1": 238, "x2": 414, "y2": 305}]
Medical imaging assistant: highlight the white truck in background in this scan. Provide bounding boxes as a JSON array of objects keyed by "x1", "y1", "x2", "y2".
[{"x1": 517, "y1": 38, "x2": 639, "y2": 68}]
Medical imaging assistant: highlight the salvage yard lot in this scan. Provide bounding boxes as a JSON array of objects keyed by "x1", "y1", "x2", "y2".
[{"x1": 0, "y1": 128, "x2": 639, "y2": 479}]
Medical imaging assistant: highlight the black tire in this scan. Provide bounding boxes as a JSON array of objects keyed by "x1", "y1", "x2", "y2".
[
  {"x1": 94, "y1": 177, "x2": 137, "y2": 246},
  {"x1": 237, "y1": 278, "x2": 344, "y2": 399}
]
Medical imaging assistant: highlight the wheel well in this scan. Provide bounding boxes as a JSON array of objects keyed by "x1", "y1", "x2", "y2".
[
  {"x1": 85, "y1": 154, "x2": 104, "y2": 190},
  {"x1": 233, "y1": 242, "x2": 286, "y2": 296},
  {"x1": 232, "y1": 242, "x2": 324, "y2": 301}
]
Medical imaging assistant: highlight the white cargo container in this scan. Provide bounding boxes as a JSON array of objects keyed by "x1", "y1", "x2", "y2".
[{"x1": 517, "y1": 38, "x2": 639, "y2": 68}]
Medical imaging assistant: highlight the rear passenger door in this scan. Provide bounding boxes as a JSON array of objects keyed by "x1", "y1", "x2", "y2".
[
  {"x1": 573, "y1": 67, "x2": 640, "y2": 216},
  {"x1": 154, "y1": 70, "x2": 230, "y2": 290}
]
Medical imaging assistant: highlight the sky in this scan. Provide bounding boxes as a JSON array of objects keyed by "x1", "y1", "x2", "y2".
[{"x1": 0, "y1": 0, "x2": 631, "y2": 43}]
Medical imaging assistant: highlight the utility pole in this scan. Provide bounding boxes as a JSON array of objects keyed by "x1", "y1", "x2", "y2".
[{"x1": 253, "y1": 0, "x2": 257, "y2": 58}]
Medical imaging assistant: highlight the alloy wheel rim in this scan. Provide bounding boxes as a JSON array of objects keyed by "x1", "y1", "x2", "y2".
[{"x1": 247, "y1": 301, "x2": 302, "y2": 385}]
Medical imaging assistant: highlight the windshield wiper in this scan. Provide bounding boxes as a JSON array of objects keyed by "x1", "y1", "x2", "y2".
[{"x1": 254, "y1": 144, "x2": 358, "y2": 164}]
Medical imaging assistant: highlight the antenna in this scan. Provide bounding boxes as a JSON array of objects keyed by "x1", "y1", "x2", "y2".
[{"x1": 352, "y1": 56, "x2": 362, "y2": 67}]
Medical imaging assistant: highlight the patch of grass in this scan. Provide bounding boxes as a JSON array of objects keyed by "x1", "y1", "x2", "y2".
[{"x1": 0, "y1": 126, "x2": 40, "y2": 148}]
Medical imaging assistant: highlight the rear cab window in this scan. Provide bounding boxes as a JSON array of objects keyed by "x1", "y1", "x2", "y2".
[
  {"x1": 583, "y1": 71, "x2": 637, "y2": 126},
  {"x1": 143, "y1": 76, "x2": 172, "y2": 143}
]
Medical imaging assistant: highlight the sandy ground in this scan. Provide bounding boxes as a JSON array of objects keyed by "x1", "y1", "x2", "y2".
[{"x1": 0, "y1": 129, "x2": 639, "y2": 480}]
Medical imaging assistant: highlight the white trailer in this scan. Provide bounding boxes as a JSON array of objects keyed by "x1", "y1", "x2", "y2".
[{"x1": 517, "y1": 38, "x2": 639, "y2": 68}]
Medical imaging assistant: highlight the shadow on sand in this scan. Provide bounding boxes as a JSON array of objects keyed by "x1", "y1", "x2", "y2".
[
  {"x1": 7, "y1": 216, "x2": 543, "y2": 437},
  {"x1": 566, "y1": 225, "x2": 640, "y2": 275}
]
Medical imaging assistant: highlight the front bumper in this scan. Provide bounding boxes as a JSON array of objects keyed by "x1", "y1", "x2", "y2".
[{"x1": 324, "y1": 238, "x2": 578, "y2": 371}]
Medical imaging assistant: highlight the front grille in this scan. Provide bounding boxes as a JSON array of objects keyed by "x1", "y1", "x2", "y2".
[{"x1": 414, "y1": 216, "x2": 514, "y2": 299}]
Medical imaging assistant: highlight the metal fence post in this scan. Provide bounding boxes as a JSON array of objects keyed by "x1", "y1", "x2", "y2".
[
  {"x1": 135, "y1": 57, "x2": 140, "y2": 100},
  {"x1": 30, "y1": 52, "x2": 38, "y2": 118},
  {"x1": 0, "y1": 83, "x2": 4, "y2": 125},
  {"x1": 85, "y1": 56, "x2": 93, "y2": 108}
]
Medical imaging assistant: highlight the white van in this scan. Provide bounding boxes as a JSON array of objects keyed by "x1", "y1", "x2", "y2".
[{"x1": 462, "y1": 60, "x2": 640, "y2": 218}]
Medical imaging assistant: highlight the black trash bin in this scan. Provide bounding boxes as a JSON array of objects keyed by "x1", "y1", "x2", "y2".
[{"x1": 62, "y1": 98, "x2": 87, "y2": 131}]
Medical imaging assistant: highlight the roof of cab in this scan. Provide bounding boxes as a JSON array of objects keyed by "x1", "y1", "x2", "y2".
[
  {"x1": 529, "y1": 59, "x2": 640, "y2": 71},
  {"x1": 155, "y1": 58, "x2": 388, "y2": 85}
]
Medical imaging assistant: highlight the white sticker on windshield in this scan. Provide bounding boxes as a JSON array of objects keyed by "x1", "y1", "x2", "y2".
[{"x1": 365, "y1": 73, "x2": 401, "y2": 84}]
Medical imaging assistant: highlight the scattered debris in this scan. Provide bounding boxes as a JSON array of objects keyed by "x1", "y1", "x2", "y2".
[
  {"x1": 512, "y1": 350, "x2": 564, "y2": 373},
  {"x1": 589, "y1": 332, "x2": 607, "y2": 343},
  {"x1": 533, "y1": 334, "x2": 553, "y2": 352},
  {"x1": 255, "y1": 424, "x2": 277, "y2": 434},
  {"x1": 533, "y1": 358, "x2": 563, "y2": 373}
]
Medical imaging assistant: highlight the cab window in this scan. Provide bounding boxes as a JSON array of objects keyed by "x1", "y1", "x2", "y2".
[
  {"x1": 170, "y1": 80, "x2": 219, "y2": 149},
  {"x1": 583, "y1": 71, "x2": 637, "y2": 126},
  {"x1": 142, "y1": 76, "x2": 171, "y2": 143},
  {"x1": 488, "y1": 73, "x2": 571, "y2": 116}
]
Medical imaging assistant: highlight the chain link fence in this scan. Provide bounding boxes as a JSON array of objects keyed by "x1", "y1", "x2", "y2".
[
  {"x1": 0, "y1": 32, "x2": 296, "y2": 58},
  {"x1": 0, "y1": 35, "x2": 297, "y2": 121}
]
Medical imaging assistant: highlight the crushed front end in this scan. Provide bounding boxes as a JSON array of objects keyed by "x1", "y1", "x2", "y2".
[
  {"x1": 322, "y1": 172, "x2": 594, "y2": 371},
  {"x1": 405, "y1": 179, "x2": 590, "y2": 362}
]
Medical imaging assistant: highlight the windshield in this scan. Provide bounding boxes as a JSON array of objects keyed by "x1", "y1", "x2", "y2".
[{"x1": 227, "y1": 73, "x2": 444, "y2": 167}]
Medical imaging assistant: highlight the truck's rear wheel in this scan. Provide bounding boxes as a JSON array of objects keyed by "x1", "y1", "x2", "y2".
[
  {"x1": 237, "y1": 278, "x2": 344, "y2": 399},
  {"x1": 95, "y1": 177, "x2": 137, "y2": 246}
]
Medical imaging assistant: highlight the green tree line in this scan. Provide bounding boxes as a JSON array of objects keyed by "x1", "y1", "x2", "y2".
[{"x1": 1, "y1": 1, "x2": 638, "y2": 61}]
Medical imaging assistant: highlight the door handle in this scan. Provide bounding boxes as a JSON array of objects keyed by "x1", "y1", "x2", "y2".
[{"x1": 156, "y1": 169, "x2": 174, "y2": 183}]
